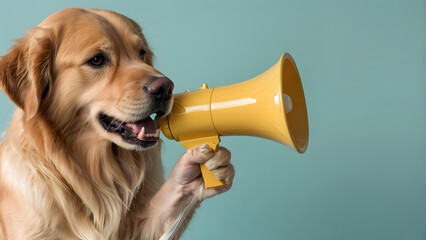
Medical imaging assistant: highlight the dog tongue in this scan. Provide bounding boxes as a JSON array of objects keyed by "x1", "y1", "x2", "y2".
[{"x1": 125, "y1": 118, "x2": 158, "y2": 135}]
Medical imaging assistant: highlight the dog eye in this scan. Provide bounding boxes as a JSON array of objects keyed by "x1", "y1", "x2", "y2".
[
  {"x1": 88, "y1": 54, "x2": 107, "y2": 68},
  {"x1": 139, "y1": 49, "x2": 146, "y2": 60}
]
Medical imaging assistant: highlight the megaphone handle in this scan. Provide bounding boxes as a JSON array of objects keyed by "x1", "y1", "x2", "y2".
[{"x1": 180, "y1": 135, "x2": 226, "y2": 189}]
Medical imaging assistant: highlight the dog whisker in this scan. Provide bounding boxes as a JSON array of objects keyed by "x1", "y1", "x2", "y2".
[
  {"x1": 106, "y1": 118, "x2": 115, "y2": 132},
  {"x1": 99, "y1": 113, "x2": 107, "y2": 119},
  {"x1": 117, "y1": 121, "x2": 124, "y2": 129}
]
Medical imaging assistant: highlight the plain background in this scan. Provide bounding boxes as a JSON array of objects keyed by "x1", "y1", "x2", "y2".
[{"x1": 0, "y1": 1, "x2": 424, "y2": 239}]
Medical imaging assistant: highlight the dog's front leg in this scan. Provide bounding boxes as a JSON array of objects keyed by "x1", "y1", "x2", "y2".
[{"x1": 139, "y1": 144, "x2": 234, "y2": 240}]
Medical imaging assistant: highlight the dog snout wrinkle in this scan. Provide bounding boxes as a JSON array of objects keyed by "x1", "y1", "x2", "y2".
[{"x1": 144, "y1": 76, "x2": 174, "y2": 101}]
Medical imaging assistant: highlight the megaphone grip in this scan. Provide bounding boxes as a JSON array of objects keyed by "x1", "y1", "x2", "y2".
[{"x1": 180, "y1": 135, "x2": 226, "y2": 189}]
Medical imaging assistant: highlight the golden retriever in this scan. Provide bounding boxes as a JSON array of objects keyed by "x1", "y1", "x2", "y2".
[{"x1": 0, "y1": 8, "x2": 234, "y2": 240}]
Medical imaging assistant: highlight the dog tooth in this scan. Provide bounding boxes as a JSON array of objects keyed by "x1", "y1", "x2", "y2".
[
  {"x1": 139, "y1": 129, "x2": 160, "y2": 138},
  {"x1": 137, "y1": 127, "x2": 145, "y2": 140}
]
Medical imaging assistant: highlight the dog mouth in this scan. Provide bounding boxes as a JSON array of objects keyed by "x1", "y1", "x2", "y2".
[{"x1": 98, "y1": 111, "x2": 165, "y2": 148}]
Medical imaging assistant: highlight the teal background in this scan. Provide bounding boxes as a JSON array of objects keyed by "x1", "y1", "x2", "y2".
[{"x1": 0, "y1": 1, "x2": 424, "y2": 239}]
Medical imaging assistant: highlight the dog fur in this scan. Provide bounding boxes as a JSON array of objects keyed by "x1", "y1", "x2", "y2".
[{"x1": 0, "y1": 8, "x2": 233, "y2": 240}]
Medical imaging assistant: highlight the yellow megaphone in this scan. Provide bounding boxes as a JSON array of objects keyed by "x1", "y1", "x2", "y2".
[{"x1": 160, "y1": 53, "x2": 309, "y2": 188}]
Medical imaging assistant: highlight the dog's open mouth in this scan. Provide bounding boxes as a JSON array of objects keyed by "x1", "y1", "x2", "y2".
[{"x1": 98, "y1": 112, "x2": 164, "y2": 147}]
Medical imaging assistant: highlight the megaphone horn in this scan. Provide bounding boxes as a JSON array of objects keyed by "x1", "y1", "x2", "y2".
[{"x1": 160, "y1": 53, "x2": 309, "y2": 188}]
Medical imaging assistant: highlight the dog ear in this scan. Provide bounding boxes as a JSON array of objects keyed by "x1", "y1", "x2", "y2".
[{"x1": 0, "y1": 27, "x2": 53, "y2": 121}]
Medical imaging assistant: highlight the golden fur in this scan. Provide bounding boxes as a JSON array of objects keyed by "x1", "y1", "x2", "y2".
[{"x1": 0, "y1": 8, "x2": 234, "y2": 240}]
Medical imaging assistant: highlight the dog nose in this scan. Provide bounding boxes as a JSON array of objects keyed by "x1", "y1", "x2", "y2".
[{"x1": 144, "y1": 76, "x2": 174, "y2": 101}]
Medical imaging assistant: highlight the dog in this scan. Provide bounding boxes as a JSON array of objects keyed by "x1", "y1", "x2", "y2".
[{"x1": 0, "y1": 8, "x2": 234, "y2": 240}]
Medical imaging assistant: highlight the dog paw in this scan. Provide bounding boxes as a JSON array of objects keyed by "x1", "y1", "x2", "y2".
[{"x1": 198, "y1": 145, "x2": 235, "y2": 200}]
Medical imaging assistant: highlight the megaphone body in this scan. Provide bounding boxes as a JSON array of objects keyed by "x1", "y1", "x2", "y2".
[{"x1": 160, "y1": 53, "x2": 309, "y2": 188}]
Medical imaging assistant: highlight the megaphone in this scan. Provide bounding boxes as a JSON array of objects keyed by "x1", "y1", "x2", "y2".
[{"x1": 160, "y1": 53, "x2": 309, "y2": 188}]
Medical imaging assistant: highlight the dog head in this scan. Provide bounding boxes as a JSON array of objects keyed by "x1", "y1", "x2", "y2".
[{"x1": 0, "y1": 8, "x2": 174, "y2": 151}]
